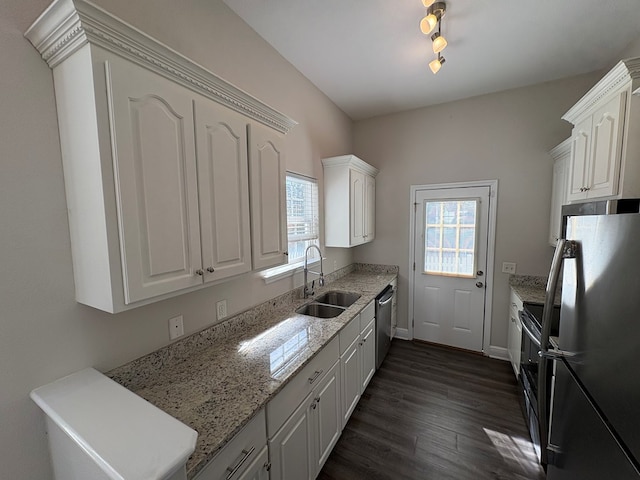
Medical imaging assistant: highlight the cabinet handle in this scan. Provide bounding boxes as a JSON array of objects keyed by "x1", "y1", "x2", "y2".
[
  {"x1": 584, "y1": 186, "x2": 590, "y2": 191},
  {"x1": 308, "y1": 369, "x2": 323, "y2": 384},
  {"x1": 283, "y1": 251, "x2": 288, "y2": 256},
  {"x1": 226, "y1": 446, "x2": 255, "y2": 480},
  {"x1": 311, "y1": 396, "x2": 321, "y2": 409},
  {"x1": 206, "y1": 267, "x2": 214, "y2": 273},
  {"x1": 511, "y1": 302, "x2": 517, "y2": 308},
  {"x1": 195, "y1": 269, "x2": 204, "y2": 276},
  {"x1": 264, "y1": 462, "x2": 272, "y2": 472}
]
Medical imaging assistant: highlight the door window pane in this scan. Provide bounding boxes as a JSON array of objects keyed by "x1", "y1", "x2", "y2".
[{"x1": 424, "y1": 199, "x2": 478, "y2": 277}]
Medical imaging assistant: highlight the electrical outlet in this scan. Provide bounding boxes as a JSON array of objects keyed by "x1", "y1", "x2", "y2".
[
  {"x1": 168, "y1": 315, "x2": 184, "y2": 340},
  {"x1": 216, "y1": 300, "x2": 228, "y2": 320},
  {"x1": 502, "y1": 262, "x2": 517, "y2": 274}
]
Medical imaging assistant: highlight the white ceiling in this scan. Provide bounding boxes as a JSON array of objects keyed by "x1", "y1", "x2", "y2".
[{"x1": 223, "y1": 0, "x2": 640, "y2": 120}]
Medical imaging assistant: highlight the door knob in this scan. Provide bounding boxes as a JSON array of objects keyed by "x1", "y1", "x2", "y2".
[{"x1": 476, "y1": 281, "x2": 484, "y2": 288}]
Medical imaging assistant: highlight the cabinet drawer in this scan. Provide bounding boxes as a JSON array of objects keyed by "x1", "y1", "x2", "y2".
[
  {"x1": 360, "y1": 300, "x2": 375, "y2": 331},
  {"x1": 339, "y1": 315, "x2": 360, "y2": 355},
  {"x1": 194, "y1": 409, "x2": 266, "y2": 480},
  {"x1": 267, "y1": 337, "x2": 339, "y2": 436}
]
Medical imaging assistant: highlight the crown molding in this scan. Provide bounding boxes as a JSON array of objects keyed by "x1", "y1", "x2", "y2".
[
  {"x1": 24, "y1": 0, "x2": 297, "y2": 134},
  {"x1": 321, "y1": 154, "x2": 379, "y2": 177},
  {"x1": 548, "y1": 137, "x2": 571, "y2": 160},
  {"x1": 562, "y1": 57, "x2": 640, "y2": 125}
]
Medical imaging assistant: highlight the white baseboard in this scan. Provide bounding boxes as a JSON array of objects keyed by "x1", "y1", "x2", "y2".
[
  {"x1": 393, "y1": 328, "x2": 410, "y2": 340},
  {"x1": 487, "y1": 345, "x2": 509, "y2": 361}
]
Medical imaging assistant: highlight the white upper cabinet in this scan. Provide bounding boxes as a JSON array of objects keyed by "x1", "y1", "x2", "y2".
[
  {"x1": 322, "y1": 155, "x2": 379, "y2": 248},
  {"x1": 25, "y1": 0, "x2": 296, "y2": 313},
  {"x1": 563, "y1": 58, "x2": 640, "y2": 202},
  {"x1": 548, "y1": 139, "x2": 570, "y2": 246},
  {"x1": 107, "y1": 55, "x2": 203, "y2": 304},
  {"x1": 195, "y1": 98, "x2": 253, "y2": 282},
  {"x1": 248, "y1": 124, "x2": 288, "y2": 270}
]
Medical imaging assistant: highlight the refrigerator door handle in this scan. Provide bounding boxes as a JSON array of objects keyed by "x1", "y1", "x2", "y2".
[{"x1": 537, "y1": 239, "x2": 579, "y2": 466}]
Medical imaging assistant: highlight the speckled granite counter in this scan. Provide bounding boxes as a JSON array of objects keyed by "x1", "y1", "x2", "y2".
[
  {"x1": 107, "y1": 263, "x2": 397, "y2": 479},
  {"x1": 509, "y1": 274, "x2": 561, "y2": 306}
]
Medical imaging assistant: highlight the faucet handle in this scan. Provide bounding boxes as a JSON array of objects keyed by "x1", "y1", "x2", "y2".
[{"x1": 319, "y1": 276, "x2": 325, "y2": 287}]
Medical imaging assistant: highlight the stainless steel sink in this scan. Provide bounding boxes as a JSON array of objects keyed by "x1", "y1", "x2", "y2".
[
  {"x1": 313, "y1": 291, "x2": 361, "y2": 308},
  {"x1": 295, "y1": 303, "x2": 345, "y2": 319}
]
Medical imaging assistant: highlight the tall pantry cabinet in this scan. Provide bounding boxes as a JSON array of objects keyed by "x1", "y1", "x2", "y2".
[{"x1": 25, "y1": 0, "x2": 296, "y2": 313}]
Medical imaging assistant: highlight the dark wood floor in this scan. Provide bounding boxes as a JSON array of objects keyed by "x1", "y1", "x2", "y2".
[{"x1": 318, "y1": 340, "x2": 545, "y2": 480}]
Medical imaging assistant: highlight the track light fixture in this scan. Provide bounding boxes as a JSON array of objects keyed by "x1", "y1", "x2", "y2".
[
  {"x1": 429, "y1": 54, "x2": 445, "y2": 74},
  {"x1": 420, "y1": 1, "x2": 448, "y2": 73},
  {"x1": 431, "y1": 32, "x2": 447, "y2": 54}
]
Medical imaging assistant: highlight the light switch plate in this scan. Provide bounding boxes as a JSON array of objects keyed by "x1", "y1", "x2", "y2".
[{"x1": 502, "y1": 262, "x2": 517, "y2": 274}]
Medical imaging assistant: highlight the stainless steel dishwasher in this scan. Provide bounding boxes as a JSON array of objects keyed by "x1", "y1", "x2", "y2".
[{"x1": 375, "y1": 285, "x2": 394, "y2": 369}]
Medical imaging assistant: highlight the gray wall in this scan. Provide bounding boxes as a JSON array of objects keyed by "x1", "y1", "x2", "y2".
[
  {"x1": 352, "y1": 72, "x2": 603, "y2": 350},
  {"x1": 0, "y1": 1, "x2": 353, "y2": 478}
]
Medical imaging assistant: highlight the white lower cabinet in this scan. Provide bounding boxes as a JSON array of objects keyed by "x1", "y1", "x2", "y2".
[
  {"x1": 236, "y1": 447, "x2": 270, "y2": 480},
  {"x1": 194, "y1": 409, "x2": 268, "y2": 480},
  {"x1": 359, "y1": 302, "x2": 376, "y2": 393},
  {"x1": 507, "y1": 289, "x2": 523, "y2": 378},
  {"x1": 339, "y1": 316, "x2": 361, "y2": 428},
  {"x1": 269, "y1": 360, "x2": 341, "y2": 480}
]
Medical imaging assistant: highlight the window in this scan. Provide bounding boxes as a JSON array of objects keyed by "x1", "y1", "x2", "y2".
[
  {"x1": 423, "y1": 199, "x2": 478, "y2": 277},
  {"x1": 262, "y1": 173, "x2": 319, "y2": 281}
]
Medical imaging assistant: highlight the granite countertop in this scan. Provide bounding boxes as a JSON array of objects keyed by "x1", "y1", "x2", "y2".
[
  {"x1": 108, "y1": 266, "x2": 396, "y2": 479},
  {"x1": 509, "y1": 274, "x2": 561, "y2": 306}
]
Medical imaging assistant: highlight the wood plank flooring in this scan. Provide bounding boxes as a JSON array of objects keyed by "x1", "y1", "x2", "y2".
[{"x1": 318, "y1": 340, "x2": 545, "y2": 480}]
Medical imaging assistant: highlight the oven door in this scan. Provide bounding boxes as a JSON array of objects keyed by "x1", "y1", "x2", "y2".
[
  {"x1": 520, "y1": 310, "x2": 541, "y2": 403},
  {"x1": 519, "y1": 310, "x2": 543, "y2": 460}
]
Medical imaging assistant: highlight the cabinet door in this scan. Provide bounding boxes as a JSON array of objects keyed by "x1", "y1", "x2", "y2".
[
  {"x1": 587, "y1": 92, "x2": 626, "y2": 199},
  {"x1": 567, "y1": 116, "x2": 592, "y2": 202},
  {"x1": 105, "y1": 57, "x2": 202, "y2": 304},
  {"x1": 247, "y1": 123, "x2": 288, "y2": 270},
  {"x1": 364, "y1": 174, "x2": 376, "y2": 243},
  {"x1": 349, "y1": 169, "x2": 366, "y2": 245},
  {"x1": 549, "y1": 155, "x2": 568, "y2": 246},
  {"x1": 360, "y1": 318, "x2": 376, "y2": 393},
  {"x1": 507, "y1": 311, "x2": 522, "y2": 377},
  {"x1": 236, "y1": 446, "x2": 269, "y2": 480},
  {"x1": 340, "y1": 339, "x2": 360, "y2": 429},
  {"x1": 269, "y1": 394, "x2": 313, "y2": 480},
  {"x1": 194, "y1": 99, "x2": 252, "y2": 282},
  {"x1": 311, "y1": 361, "x2": 341, "y2": 476}
]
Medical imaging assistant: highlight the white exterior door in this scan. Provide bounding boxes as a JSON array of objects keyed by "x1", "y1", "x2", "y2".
[{"x1": 412, "y1": 186, "x2": 490, "y2": 352}]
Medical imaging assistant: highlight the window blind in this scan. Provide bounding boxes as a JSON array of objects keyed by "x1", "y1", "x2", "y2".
[{"x1": 286, "y1": 173, "x2": 319, "y2": 263}]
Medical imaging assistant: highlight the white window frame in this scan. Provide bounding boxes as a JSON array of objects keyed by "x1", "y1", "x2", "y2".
[{"x1": 262, "y1": 172, "x2": 320, "y2": 283}]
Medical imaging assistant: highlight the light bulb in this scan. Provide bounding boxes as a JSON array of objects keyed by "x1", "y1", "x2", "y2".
[
  {"x1": 429, "y1": 56, "x2": 445, "y2": 74},
  {"x1": 422, "y1": 0, "x2": 435, "y2": 7},
  {"x1": 432, "y1": 32, "x2": 447, "y2": 53},
  {"x1": 420, "y1": 14, "x2": 438, "y2": 35}
]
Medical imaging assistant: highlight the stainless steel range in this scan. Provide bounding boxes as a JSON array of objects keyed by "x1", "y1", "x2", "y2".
[{"x1": 519, "y1": 301, "x2": 559, "y2": 463}]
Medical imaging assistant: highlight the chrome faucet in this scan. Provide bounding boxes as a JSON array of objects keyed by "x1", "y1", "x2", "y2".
[{"x1": 303, "y1": 245, "x2": 324, "y2": 298}]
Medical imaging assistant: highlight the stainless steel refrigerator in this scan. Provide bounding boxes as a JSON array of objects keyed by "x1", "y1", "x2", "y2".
[{"x1": 540, "y1": 200, "x2": 640, "y2": 479}]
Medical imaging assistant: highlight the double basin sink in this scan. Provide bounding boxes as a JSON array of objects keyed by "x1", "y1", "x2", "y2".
[{"x1": 296, "y1": 291, "x2": 361, "y2": 319}]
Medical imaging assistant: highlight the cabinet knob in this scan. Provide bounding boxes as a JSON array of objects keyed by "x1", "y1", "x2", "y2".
[
  {"x1": 283, "y1": 251, "x2": 288, "y2": 256},
  {"x1": 206, "y1": 267, "x2": 215, "y2": 273},
  {"x1": 195, "y1": 269, "x2": 204, "y2": 276}
]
